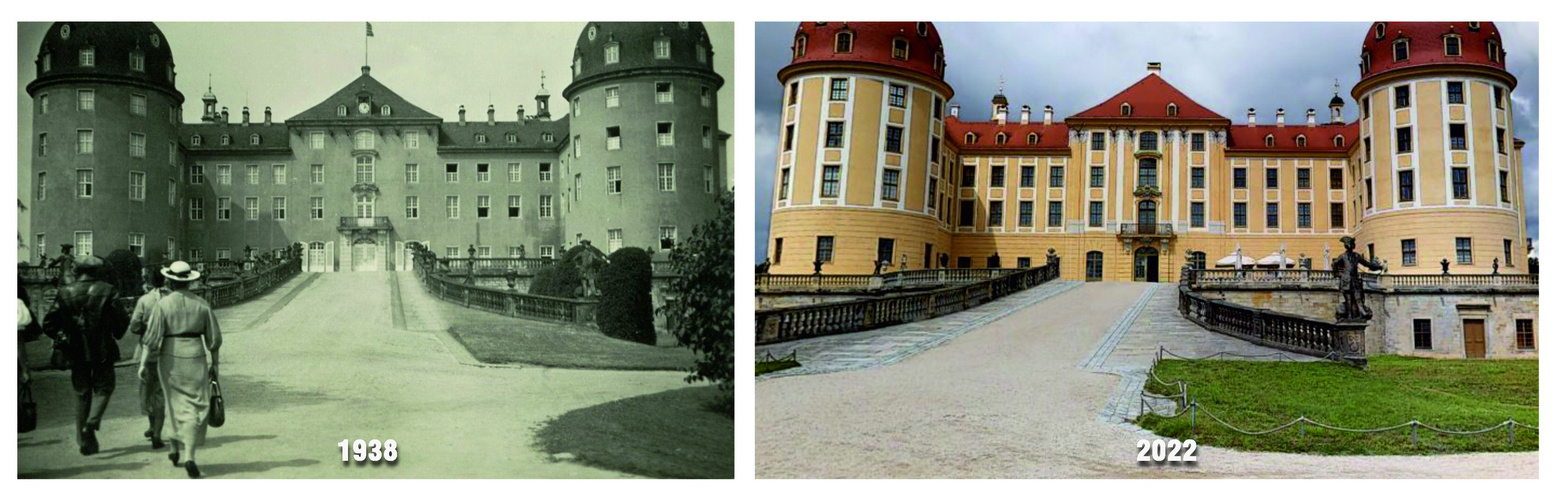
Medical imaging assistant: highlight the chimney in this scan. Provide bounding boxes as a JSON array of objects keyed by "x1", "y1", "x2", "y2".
[
  {"x1": 487, "y1": 105, "x2": 495, "y2": 125},
  {"x1": 1020, "y1": 105, "x2": 1031, "y2": 125},
  {"x1": 221, "y1": 106, "x2": 229, "y2": 123},
  {"x1": 995, "y1": 107, "x2": 1006, "y2": 126},
  {"x1": 458, "y1": 105, "x2": 466, "y2": 126},
  {"x1": 517, "y1": 105, "x2": 524, "y2": 122},
  {"x1": 1043, "y1": 105, "x2": 1054, "y2": 126},
  {"x1": 241, "y1": 106, "x2": 250, "y2": 126},
  {"x1": 1247, "y1": 108, "x2": 1256, "y2": 127},
  {"x1": 264, "y1": 106, "x2": 272, "y2": 125},
  {"x1": 1306, "y1": 108, "x2": 1317, "y2": 127},
  {"x1": 950, "y1": 103, "x2": 961, "y2": 119},
  {"x1": 1276, "y1": 108, "x2": 1286, "y2": 127},
  {"x1": 1147, "y1": 62, "x2": 1162, "y2": 76}
]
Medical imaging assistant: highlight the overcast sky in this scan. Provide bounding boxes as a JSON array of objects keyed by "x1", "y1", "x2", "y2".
[
  {"x1": 14, "y1": 22, "x2": 734, "y2": 260},
  {"x1": 752, "y1": 22, "x2": 1540, "y2": 263}
]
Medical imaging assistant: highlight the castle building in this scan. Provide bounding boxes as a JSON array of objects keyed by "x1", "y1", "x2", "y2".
[
  {"x1": 766, "y1": 22, "x2": 1529, "y2": 282},
  {"x1": 27, "y1": 22, "x2": 728, "y2": 271}
]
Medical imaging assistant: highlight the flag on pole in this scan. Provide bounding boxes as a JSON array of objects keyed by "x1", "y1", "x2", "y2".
[{"x1": 366, "y1": 22, "x2": 374, "y2": 37}]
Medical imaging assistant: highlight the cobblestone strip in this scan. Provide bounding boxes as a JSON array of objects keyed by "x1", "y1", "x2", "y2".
[
  {"x1": 1078, "y1": 284, "x2": 1159, "y2": 370},
  {"x1": 757, "y1": 280, "x2": 1083, "y2": 381}
]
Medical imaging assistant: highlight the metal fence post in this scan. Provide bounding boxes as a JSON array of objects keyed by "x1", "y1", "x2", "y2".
[
  {"x1": 1189, "y1": 398, "x2": 1197, "y2": 436},
  {"x1": 1508, "y1": 418, "x2": 1515, "y2": 446},
  {"x1": 1411, "y1": 420, "x2": 1418, "y2": 447},
  {"x1": 1299, "y1": 414, "x2": 1305, "y2": 440}
]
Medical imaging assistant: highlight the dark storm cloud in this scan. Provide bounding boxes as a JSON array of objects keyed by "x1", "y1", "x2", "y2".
[{"x1": 753, "y1": 22, "x2": 1540, "y2": 263}]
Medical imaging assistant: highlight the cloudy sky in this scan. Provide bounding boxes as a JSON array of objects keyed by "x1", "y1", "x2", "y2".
[
  {"x1": 14, "y1": 22, "x2": 734, "y2": 260},
  {"x1": 752, "y1": 22, "x2": 1540, "y2": 263}
]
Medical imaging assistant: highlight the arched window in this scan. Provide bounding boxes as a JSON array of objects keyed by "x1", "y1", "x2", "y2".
[
  {"x1": 354, "y1": 130, "x2": 375, "y2": 150},
  {"x1": 1027, "y1": 133, "x2": 1039, "y2": 145},
  {"x1": 337, "y1": 105, "x2": 347, "y2": 117},
  {"x1": 191, "y1": 135, "x2": 202, "y2": 146},
  {"x1": 1167, "y1": 103, "x2": 1179, "y2": 116},
  {"x1": 995, "y1": 132, "x2": 1008, "y2": 145},
  {"x1": 1334, "y1": 134, "x2": 1345, "y2": 148},
  {"x1": 794, "y1": 35, "x2": 807, "y2": 59},
  {"x1": 1392, "y1": 38, "x2": 1410, "y2": 61},
  {"x1": 1264, "y1": 134, "x2": 1275, "y2": 147},
  {"x1": 1120, "y1": 102, "x2": 1132, "y2": 116},
  {"x1": 835, "y1": 31, "x2": 854, "y2": 53},
  {"x1": 1360, "y1": 51, "x2": 1372, "y2": 76},
  {"x1": 219, "y1": 134, "x2": 230, "y2": 146},
  {"x1": 1137, "y1": 158, "x2": 1157, "y2": 187},
  {"x1": 1444, "y1": 34, "x2": 1462, "y2": 56},
  {"x1": 380, "y1": 105, "x2": 391, "y2": 116},
  {"x1": 1190, "y1": 251, "x2": 1207, "y2": 270},
  {"x1": 249, "y1": 134, "x2": 261, "y2": 145},
  {"x1": 1086, "y1": 251, "x2": 1104, "y2": 281},
  {"x1": 965, "y1": 132, "x2": 977, "y2": 145},
  {"x1": 1295, "y1": 135, "x2": 1307, "y2": 148},
  {"x1": 1138, "y1": 131, "x2": 1158, "y2": 151},
  {"x1": 1374, "y1": 23, "x2": 1386, "y2": 40}
]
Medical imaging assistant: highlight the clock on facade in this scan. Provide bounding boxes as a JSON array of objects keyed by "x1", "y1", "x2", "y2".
[{"x1": 359, "y1": 102, "x2": 370, "y2": 114}]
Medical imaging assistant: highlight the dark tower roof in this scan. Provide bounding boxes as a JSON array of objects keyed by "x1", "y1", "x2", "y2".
[
  {"x1": 27, "y1": 22, "x2": 181, "y2": 102},
  {"x1": 565, "y1": 22, "x2": 722, "y2": 97}
]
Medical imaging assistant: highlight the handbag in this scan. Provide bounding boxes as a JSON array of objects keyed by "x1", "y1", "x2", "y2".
[
  {"x1": 19, "y1": 381, "x2": 38, "y2": 433},
  {"x1": 208, "y1": 370, "x2": 226, "y2": 428}
]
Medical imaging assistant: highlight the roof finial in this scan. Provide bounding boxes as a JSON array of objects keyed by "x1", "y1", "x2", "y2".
[
  {"x1": 998, "y1": 74, "x2": 1005, "y2": 95},
  {"x1": 1333, "y1": 78, "x2": 1341, "y2": 97}
]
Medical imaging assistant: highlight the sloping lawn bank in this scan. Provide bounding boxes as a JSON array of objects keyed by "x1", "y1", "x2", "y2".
[
  {"x1": 1138, "y1": 356, "x2": 1538, "y2": 454},
  {"x1": 537, "y1": 385, "x2": 734, "y2": 478}
]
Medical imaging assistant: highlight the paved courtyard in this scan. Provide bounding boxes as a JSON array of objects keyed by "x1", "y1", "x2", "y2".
[
  {"x1": 19, "y1": 271, "x2": 690, "y2": 479},
  {"x1": 755, "y1": 281, "x2": 1537, "y2": 478}
]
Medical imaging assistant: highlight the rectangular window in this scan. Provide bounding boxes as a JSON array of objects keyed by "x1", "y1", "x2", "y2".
[
  {"x1": 1516, "y1": 319, "x2": 1535, "y2": 350},
  {"x1": 189, "y1": 197, "x2": 205, "y2": 220},
  {"x1": 881, "y1": 169, "x2": 900, "y2": 201},
  {"x1": 1297, "y1": 168, "x2": 1311, "y2": 189},
  {"x1": 1396, "y1": 126, "x2": 1413, "y2": 153},
  {"x1": 656, "y1": 82, "x2": 673, "y2": 103},
  {"x1": 1297, "y1": 202, "x2": 1312, "y2": 228},
  {"x1": 1401, "y1": 239, "x2": 1417, "y2": 266},
  {"x1": 539, "y1": 163, "x2": 552, "y2": 182},
  {"x1": 606, "y1": 126, "x2": 621, "y2": 150},
  {"x1": 404, "y1": 131, "x2": 419, "y2": 149},
  {"x1": 1049, "y1": 166, "x2": 1064, "y2": 188},
  {"x1": 1451, "y1": 167, "x2": 1470, "y2": 199},
  {"x1": 1191, "y1": 167, "x2": 1205, "y2": 189},
  {"x1": 404, "y1": 196, "x2": 419, "y2": 219},
  {"x1": 76, "y1": 169, "x2": 94, "y2": 198},
  {"x1": 1015, "y1": 166, "x2": 1034, "y2": 188},
  {"x1": 1018, "y1": 201, "x2": 1034, "y2": 226},
  {"x1": 1500, "y1": 171, "x2": 1511, "y2": 203},
  {"x1": 816, "y1": 236, "x2": 835, "y2": 262},
  {"x1": 217, "y1": 165, "x2": 231, "y2": 185},
  {"x1": 1456, "y1": 237, "x2": 1473, "y2": 264},
  {"x1": 1365, "y1": 137, "x2": 1373, "y2": 157},
  {"x1": 1189, "y1": 133, "x2": 1206, "y2": 152},
  {"x1": 1366, "y1": 178, "x2": 1375, "y2": 208},
  {"x1": 988, "y1": 200, "x2": 1004, "y2": 227},
  {"x1": 1089, "y1": 201, "x2": 1103, "y2": 227},
  {"x1": 1233, "y1": 202, "x2": 1248, "y2": 228},
  {"x1": 273, "y1": 164, "x2": 287, "y2": 185},
  {"x1": 930, "y1": 137, "x2": 941, "y2": 163},
  {"x1": 507, "y1": 163, "x2": 522, "y2": 183},
  {"x1": 1505, "y1": 239, "x2": 1514, "y2": 266},
  {"x1": 1233, "y1": 168, "x2": 1247, "y2": 189},
  {"x1": 78, "y1": 89, "x2": 94, "y2": 111},
  {"x1": 130, "y1": 94, "x2": 147, "y2": 115},
  {"x1": 1331, "y1": 202, "x2": 1345, "y2": 228},
  {"x1": 1497, "y1": 128, "x2": 1507, "y2": 154},
  {"x1": 961, "y1": 165, "x2": 976, "y2": 187},
  {"x1": 604, "y1": 44, "x2": 620, "y2": 64},
  {"x1": 873, "y1": 238, "x2": 895, "y2": 266},
  {"x1": 37, "y1": 133, "x2": 47, "y2": 157},
  {"x1": 700, "y1": 86, "x2": 711, "y2": 107},
  {"x1": 1447, "y1": 81, "x2": 1464, "y2": 104},
  {"x1": 244, "y1": 197, "x2": 258, "y2": 220},
  {"x1": 1413, "y1": 319, "x2": 1433, "y2": 350},
  {"x1": 1090, "y1": 166, "x2": 1104, "y2": 188},
  {"x1": 446, "y1": 196, "x2": 460, "y2": 219},
  {"x1": 782, "y1": 124, "x2": 794, "y2": 151},
  {"x1": 829, "y1": 78, "x2": 849, "y2": 101},
  {"x1": 216, "y1": 197, "x2": 231, "y2": 220},
  {"x1": 128, "y1": 233, "x2": 145, "y2": 258},
  {"x1": 959, "y1": 200, "x2": 975, "y2": 226},
  {"x1": 888, "y1": 84, "x2": 907, "y2": 108},
  {"x1": 1449, "y1": 123, "x2": 1467, "y2": 150},
  {"x1": 476, "y1": 163, "x2": 491, "y2": 183},
  {"x1": 1394, "y1": 85, "x2": 1410, "y2": 109},
  {"x1": 658, "y1": 122, "x2": 675, "y2": 146},
  {"x1": 822, "y1": 165, "x2": 841, "y2": 197},
  {"x1": 446, "y1": 247, "x2": 459, "y2": 258},
  {"x1": 534, "y1": 194, "x2": 555, "y2": 219},
  {"x1": 884, "y1": 126, "x2": 903, "y2": 153},
  {"x1": 778, "y1": 167, "x2": 791, "y2": 200},
  {"x1": 443, "y1": 163, "x2": 460, "y2": 183},
  {"x1": 1266, "y1": 203, "x2": 1279, "y2": 228},
  {"x1": 1398, "y1": 170, "x2": 1414, "y2": 202},
  {"x1": 702, "y1": 126, "x2": 713, "y2": 149},
  {"x1": 476, "y1": 195, "x2": 490, "y2": 219},
  {"x1": 704, "y1": 165, "x2": 715, "y2": 193},
  {"x1": 990, "y1": 165, "x2": 1005, "y2": 187},
  {"x1": 1191, "y1": 202, "x2": 1205, "y2": 228},
  {"x1": 36, "y1": 172, "x2": 46, "y2": 201},
  {"x1": 1495, "y1": 87, "x2": 1506, "y2": 109},
  {"x1": 246, "y1": 164, "x2": 259, "y2": 185},
  {"x1": 659, "y1": 226, "x2": 679, "y2": 250},
  {"x1": 128, "y1": 171, "x2": 146, "y2": 201},
  {"x1": 658, "y1": 163, "x2": 676, "y2": 191},
  {"x1": 310, "y1": 131, "x2": 325, "y2": 149},
  {"x1": 1090, "y1": 132, "x2": 1105, "y2": 151},
  {"x1": 825, "y1": 121, "x2": 844, "y2": 148},
  {"x1": 168, "y1": 179, "x2": 176, "y2": 206},
  {"x1": 607, "y1": 166, "x2": 623, "y2": 194},
  {"x1": 168, "y1": 142, "x2": 176, "y2": 165},
  {"x1": 1047, "y1": 201, "x2": 1063, "y2": 227},
  {"x1": 604, "y1": 86, "x2": 620, "y2": 107},
  {"x1": 1330, "y1": 168, "x2": 1344, "y2": 190},
  {"x1": 508, "y1": 195, "x2": 521, "y2": 218},
  {"x1": 1265, "y1": 168, "x2": 1279, "y2": 189},
  {"x1": 272, "y1": 197, "x2": 287, "y2": 220},
  {"x1": 74, "y1": 232, "x2": 93, "y2": 257},
  {"x1": 40, "y1": 94, "x2": 48, "y2": 115},
  {"x1": 77, "y1": 129, "x2": 94, "y2": 154}
]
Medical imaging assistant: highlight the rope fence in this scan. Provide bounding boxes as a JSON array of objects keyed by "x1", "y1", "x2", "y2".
[{"x1": 1138, "y1": 346, "x2": 1538, "y2": 447}]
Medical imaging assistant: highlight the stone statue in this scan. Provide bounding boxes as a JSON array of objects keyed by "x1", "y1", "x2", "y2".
[
  {"x1": 812, "y1": 259, "x2": 823, "y2": 275},
  {"x1": 1331, "y1": 236, "x2": 1383, "y2": 322},
  {"x1": 1441, "y1": 258, "x2": 1451, "y2": 275},
  {"x1": 900, "y1": 254, "x2": 908, "y2": 271},
  {"x1": 872, "y1": 259, "x2": 883, "y2": 275},
  {"x1": 756, "y1": 258, "x2": 771, "y2": 275},
  {"x1": 1046, "y1": 248, "x2": 1058, "y2": 266},
  {"x1": 1494, "y1": 258, "x2": 1501, "y2": 275},
  {"x1": 939, "y1": 253, "x2": 949, "y2": 269}
]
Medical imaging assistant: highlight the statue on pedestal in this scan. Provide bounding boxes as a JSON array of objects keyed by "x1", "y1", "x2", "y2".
[
  {"x1": 812, "y1": 259, "x2": 823, "y2": 275},
  {"x1": 1441, "y1": 258, "x2": 1451, "y2": 275},
  {"x1": 1331, "y1": 236, "x2": 1383, "y2": 322}
]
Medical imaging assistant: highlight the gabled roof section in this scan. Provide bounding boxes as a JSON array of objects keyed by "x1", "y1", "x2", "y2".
[
  {"x1": 945, "y1": 118, "x2": 1069, "y2": 152},
  {"x1": 287, "y1": 68, "x2": 440, "y2": 123},
  {"x1": 180, "y1": 123, "x2": 291, "y2": 154},
  {"x1": 438, "y1": 116, "x2": 570, "y2": 152},
  {"x1": 1226, "y1": 121, "x2": 1359, "y2": 154},
  {"x1": 1069, "y1": 73, "x2": 1226, "y2": 121}
]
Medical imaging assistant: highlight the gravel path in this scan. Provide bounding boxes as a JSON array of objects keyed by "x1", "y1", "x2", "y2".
[
  {"x1": 755, "y1": 281, "x2": 1537, "y2": 478},
  {"x1": 18, "y1": 272, "x2": 689, "y2": 479}
]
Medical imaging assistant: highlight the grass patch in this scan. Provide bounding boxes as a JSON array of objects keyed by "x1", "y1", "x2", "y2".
[
  {"x1": 756, "y1": 359, "x2": 801, "y2": 376},
  {"x1": 448, "y1": 322, "x2": 697, "y2": 371},
  {"x1": 1137, "y1": 356, "x2": 1538, "y2": 455},
  {"x1": 537, "y1": 385, "x2": 734, "y2": 479}
]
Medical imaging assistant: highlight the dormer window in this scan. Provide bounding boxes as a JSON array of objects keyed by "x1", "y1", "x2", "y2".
[
  {"x1": 995, "y1": 133, "x2": 1008, "y2": 145},
  {"x1": 1027, "y1": 133, "x2": 1039, "y2": 145},
  {"x1": 1264, "y1": 134, "x2": 1275, "y2": 147},
  {"x1": 1468, "y1": 22, "x2": 1481, "y2": 31},
  {"x1": 475, "y1": 134, "x2": 487, "y2": 144},
  {"x1": 696, "y1": 44, "x2": 708, "y2": 64},
  {"x1": 79, "y1": 47, "x2": 95, "y2": 67},
  {"x1": 965, "y1": 132, "x2": 977, "y2": 144},
  {"x1": 1392, "y1": 38, "x2": 1410, "y2": 61},
  {"x1": 933, "y1": 51, "x2": 945, "y2": 75},
  {"x1": 41, "y1": 53, "x2": 51, "y2": 72},
  {"x1": 250, "y1": 134, "x2": 261, "y2": 146},
  {"x1": 59, "y1": 24, "x2": 71, "y2": 39},
  {"x1": 380, "y1": 105, "x2": 391, "y2": 116},
  {"x1": 151, "y1": 33, "x2": 161, "y2": 48},
  {"x1": 654, "y1": 37, "x2": 671, "y2": 59},
  {"x1": 191, "y1": 135, "x2": 202, "y2": 146},
  {"x1": 542, "y1": 132, "x2": 555, "y2": 142},
  {"x1": 1120, "y1": 103, "x2": 1132, "y2": 116},
  {"x1": 1360, "y1": 51, "x2": 1371, "y2": 75},
  {"x1": 337, "y1": 105, "x2": 347, "y2": 117},
  {"x1": 220, "y1": 135, "x2": 231, "y2": 146},
  {"x1": 129, "y1": 51, "x2": 145, "y2": 72},
  {"x1": 1444, "y1": 34, "x2": 1462, "y2": 56},
  {"x1": 794, "y1": 35, "x2": 808, "y2": 59},
  {"x1": 1166, "y1": 103, "x2": 1179, "y2": 117},
  {"x1": 1295, "y1": 135, "x2": 1307, "y2": 148},
  {"x1": 506, "y1": 133, "x2": 518, "y2": 143},
  {"x1": 835, "y1": 31, "x2": 854, "y2": 53},
  {"x1": 1334, "y1": 135, "x2": 1345, "y2": 148},
  {"x1": 1374, "y1": 23, "x2": 1386, "y2": 40},
  {"x1": 604, "y1": 43, "x2": 620, "y2": 65},
  {"x1": 891, "y1": 38, "x2": 909, "y2": 60},
  {"x1": 1487, "y1": 39, "x2": 1500, "y2": 61},
  {"x1": 917, "y1": 22, "x2": 929, "y2": 37},
  {"x1": 573, "y1": 54, "x2": 582, "y2": 76}
]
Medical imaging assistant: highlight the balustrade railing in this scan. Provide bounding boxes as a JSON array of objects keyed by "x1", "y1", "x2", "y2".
[
  {"x1": 755, "y1": 267, "x2": 1024, "y2": 292},
  {"x1": 193, "y1": 257, "x2": 303, "y2": 308},
  {"x1": 1184, "y1": 269, "x2": 1537, "y2": 291},
  {"x1": 1177, "y1": 285, "x2": 1338, "y2": 360},
  {"x1": 1118, "y1": 222, "x2": 1175, "y2": 236},
  {"x1": 434, "y1": 256, "x2": 678, "y2": 277},
  {"x1": 755, "y1": 261, "x2": 1060, "y2": 344},
  {"x1": 411, "y1": 248, "x2": 597, "y2": 324}
]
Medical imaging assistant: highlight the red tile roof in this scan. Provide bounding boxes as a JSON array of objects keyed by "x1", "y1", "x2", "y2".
[
  {"x1": 1070, "y1": 73, "x2": 1226, "y2": 121},
  {"x1": 945, "y1": 118, "x2": 1069, "y2": 152},
  {"x1": 1226, "y1": 122, "x2": 1359, "y2": 154},
  {"x1": 784, "y1": 22, "x2": 945, "y2": 84},
  {"x1": 1359, "y1": 22, "x2": 1509, "y2": 84}
]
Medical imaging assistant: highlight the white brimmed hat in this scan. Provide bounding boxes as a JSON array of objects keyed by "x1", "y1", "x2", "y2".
[{"x1": 161, "y1": 261, "x2": 202, "y2": 282}]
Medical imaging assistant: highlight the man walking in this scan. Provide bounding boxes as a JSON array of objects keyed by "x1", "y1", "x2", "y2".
[
  {"x1": 128, "y1": 269, "x2": 171, "y2": 449},
  {"x1": 43, "y1": 255, "x2": 130, "y2": 455}
]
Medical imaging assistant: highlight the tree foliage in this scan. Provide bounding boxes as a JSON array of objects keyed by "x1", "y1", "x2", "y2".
[
  {"x1": 666, "y1": 191, "x2": 734, "y2": 411},
  {"x1": 103, "y1": 249, "x2": 144, "y2": 296},
  {"x1": 598, "y1": 247, "x2": 656, "y2": 345}
]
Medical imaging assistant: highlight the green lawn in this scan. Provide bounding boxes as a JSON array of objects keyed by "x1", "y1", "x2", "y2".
[
  {"x1": 1138, "y1": 356, "x2": 1538, "y2": 455},
  {"x1": 448, "y1": 321, "x2": 697, "y2": 371},
  {"x1": 536, "y1": 385, "x2": 734, "y2": 479},
  {"x1": 756, "y1": 358, "x2": 801, "y2": 376}
]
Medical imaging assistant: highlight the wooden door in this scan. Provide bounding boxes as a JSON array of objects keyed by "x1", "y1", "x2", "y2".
[
  {"x1": 1463, "y1": 319, "x2": 1487, "y2": 359},
  {"x1": 353, "y1": 240, "x2": 379, "y2": 271}
]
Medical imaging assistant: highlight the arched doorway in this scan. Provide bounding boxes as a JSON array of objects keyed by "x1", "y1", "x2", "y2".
[
  {"x1": 352, "y1": 237, "x2": 379, "y2": 271},
  {"x1": 1134, "y1": 246, "x2": 1160, "y2": 282}
]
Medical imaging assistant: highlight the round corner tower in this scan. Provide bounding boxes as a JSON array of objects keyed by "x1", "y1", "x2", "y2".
[
  {"x1": 1350, "y1": 22, "x2": 1529, "y2": 273},
  {"x1": 561, "y1": 21, "x2": 725, "y2": 255},
  {"x1": 27, "y1": 22, "x2": 185, "y2": 264},
  {"x1": 768, "y1": 22, "x2": 955, "y2": 274}
]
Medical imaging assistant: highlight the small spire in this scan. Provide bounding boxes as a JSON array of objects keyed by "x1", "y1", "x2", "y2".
[
  {"x1": 535, "y1": 70, "x2": 550, "y2": 96},
  {"x1": 1333, "y1": 78, "x2": 1341, "y2": 97},
  {"x1": 997, "y1": 74, "x2": 1005, "y2": 95}
]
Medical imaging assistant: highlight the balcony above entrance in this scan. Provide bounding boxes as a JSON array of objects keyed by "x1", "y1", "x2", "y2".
[
  {"x1": 340, "y1": 216, "x2": 393, "y2": 231},
  {"x1": 1117, "y1": 222, "x2": 1174, "y2": 238}
]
